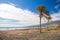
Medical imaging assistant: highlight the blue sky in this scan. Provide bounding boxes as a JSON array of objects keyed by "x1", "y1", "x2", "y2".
[
  {"x1": 0, "y1": 0, "x2": 60, "y2": 13},
  {"x1": 0, "y1": 0, "x2": 60, "y2": 27}
]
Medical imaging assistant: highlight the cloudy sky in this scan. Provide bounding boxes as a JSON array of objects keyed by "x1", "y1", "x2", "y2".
[{"x1": 0, "y1": 0, "x2": 60, "y2": 27}]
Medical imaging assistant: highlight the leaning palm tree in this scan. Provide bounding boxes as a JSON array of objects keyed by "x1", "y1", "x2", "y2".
[
  {"x1": 37, "y1": 6, "x2": 46, "y2": 33},
  {"x1": 47, "y1": 16, "x2": 51, "y2": 30},
  {"x1": 44, "y1": 10, "x2": 51, "y2": 31}
]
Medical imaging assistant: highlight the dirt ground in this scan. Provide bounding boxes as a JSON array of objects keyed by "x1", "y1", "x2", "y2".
[{"x1": 0, "y1": 29, "x2": 60, "y2": 40}]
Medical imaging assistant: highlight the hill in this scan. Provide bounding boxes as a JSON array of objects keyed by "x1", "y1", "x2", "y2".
[{"x1": 28, "y1": 20, "x2": 60, "y2": 28}]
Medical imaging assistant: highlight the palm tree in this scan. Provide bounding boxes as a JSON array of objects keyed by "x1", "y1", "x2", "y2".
[
  {"x1": 47, "y1": 16, "x2": 51, "y2": 30},
  {"x1": 44, "y1": 10, "x2": 51, "y2": 31},
  {"x1": 37, "y1": 6, "x2": 46, "y2": 33}
]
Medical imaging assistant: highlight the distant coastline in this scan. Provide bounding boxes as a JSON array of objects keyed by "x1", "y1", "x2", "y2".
[{"x1": 0, "y1": 27, "x2": 44, "y2": 30}]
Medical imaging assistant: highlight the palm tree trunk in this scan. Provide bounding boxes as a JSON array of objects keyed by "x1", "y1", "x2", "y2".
[
  {"x1": 47, "y1": 19, "x2": 49, "y2": 31},
  {"x1": 40, "y1": 12, "x2": 42, "y2": 33}
]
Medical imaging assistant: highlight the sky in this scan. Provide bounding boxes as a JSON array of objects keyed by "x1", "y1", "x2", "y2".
[{"x1": 0, "y1": 0, "x2": 60, "y2": 27}]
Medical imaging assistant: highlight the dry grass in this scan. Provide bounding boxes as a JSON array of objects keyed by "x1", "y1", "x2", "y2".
[{"x1": 0, "y1": 28, "x2": 60, "y2": 40}]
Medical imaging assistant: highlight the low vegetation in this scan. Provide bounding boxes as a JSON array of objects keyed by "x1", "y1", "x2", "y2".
[
  {"x1": 0, "y1": 25, "x2": 60, "y2": 40},
  {"x1": 0, "y1": 5, "x2": 59, "y2": 40}
]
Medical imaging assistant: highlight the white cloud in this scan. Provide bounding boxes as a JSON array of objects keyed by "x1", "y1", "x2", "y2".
[
  {"x1": 0, "y1": 3, "x2": 40, "y2": 27},
  {"x1": 51, "y1": 11, "x2": 60, "y2": 21},
  {"x1": 56, "y1": 0, "x2": 60, "y2": 2},
  {"x1": 0, "y1": 3, "x2": 60, "y2": 27},
  {"x1": 54, "y1": 5, "x2": 59, "y2": 9}
]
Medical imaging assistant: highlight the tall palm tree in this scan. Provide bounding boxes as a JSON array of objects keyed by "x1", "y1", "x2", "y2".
[{"x1": 37, "y1": 6, "x2": 46, "y2": 33}]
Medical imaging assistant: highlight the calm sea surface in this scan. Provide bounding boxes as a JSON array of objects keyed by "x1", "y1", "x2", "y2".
[{"x1": 0, "y1": 26, "x2": 43, "y2": 30}]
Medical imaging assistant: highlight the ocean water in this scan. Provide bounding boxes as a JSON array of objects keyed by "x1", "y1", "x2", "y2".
[
  {"x1": 0, "y1": 27, "x2": 42, "y2": 30},
  {"x1": 0, "y1": 27, "x2": 26, "y2": 30}
]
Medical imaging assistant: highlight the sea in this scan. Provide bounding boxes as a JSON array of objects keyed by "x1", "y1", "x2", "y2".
[{"x1": 0, "y1": 26, "x2": 45, "y2": 30}]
